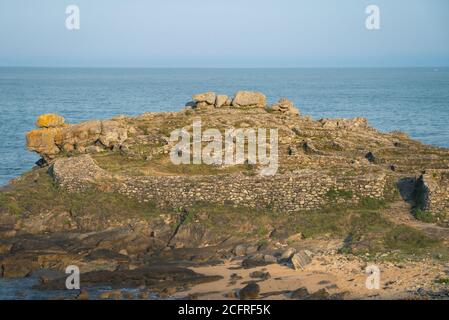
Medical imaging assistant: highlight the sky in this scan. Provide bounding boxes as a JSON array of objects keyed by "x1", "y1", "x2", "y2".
[{"x1": 0, "y1": 0, "x2": 448, "y2": 67}]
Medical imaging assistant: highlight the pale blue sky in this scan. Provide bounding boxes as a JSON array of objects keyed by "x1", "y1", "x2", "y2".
[{"x1": 0, "y1": 0, "x2": 448, "y2": 67}]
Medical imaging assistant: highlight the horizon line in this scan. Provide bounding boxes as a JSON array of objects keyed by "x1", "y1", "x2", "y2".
[{"x1": 1, "y1": 65, "x2": 448, "y2": 69}]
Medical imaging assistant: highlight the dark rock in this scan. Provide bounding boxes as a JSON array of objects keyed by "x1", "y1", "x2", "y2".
[
  {"x1": 249, "y1": 271, "x2": 271, "y2": 280},
  {"x1": 84, "y1": 249, "x2": 130, "y2": 263},
  {"x1": 242, "y1": 255, "x2": 270, "y2": 269},
  {"x1": 290, "y1": 287, "x2": 309, "y2": 299},
  {"x1": 37, "y1": 266, "x2": 222, "y2": 291},
  {"x1": 239, "y1": 282, "x2": 260, "y2": 300},
  {"x1": 307, "y1": 288, "x2": 330, "y2": 300},
  {"x1": 365, "y1": 152, "x2": 376, "y2": 163}
]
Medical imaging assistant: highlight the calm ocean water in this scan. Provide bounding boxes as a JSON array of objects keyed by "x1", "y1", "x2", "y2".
[{"x1": 0, "y1": 67, "x2": 448, "y2": 186}]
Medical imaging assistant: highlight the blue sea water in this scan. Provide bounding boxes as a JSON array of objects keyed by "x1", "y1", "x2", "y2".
[{"x1": 0, "y1": 67, "x2": 449, "y2": 186}]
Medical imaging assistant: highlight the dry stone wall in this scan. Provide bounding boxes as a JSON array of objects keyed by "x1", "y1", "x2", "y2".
[
  {"x1": 51, "y1": 155, "x2": 388, "y2": 212},
  {"x1": 421, "y1": 169, "x2": 449, "y2": 215}
]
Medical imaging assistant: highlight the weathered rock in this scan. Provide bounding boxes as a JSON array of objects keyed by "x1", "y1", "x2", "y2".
[
  {"x1": 319, "y1": 117, "x2": 368, "y2": 129},
  {"x1": 307, "y1": 288, "x2": 330, "y2": 300},
  {"x1": 249, "y1": 271, "x2": 271, "y2": 280},
  {"x1": 98, "y1": 120, "x2": 128, "y2": 149},
  {"x1": 193, "y1": 92, "x2": 216, "y2": 105},
  {"x1": 27, "y1": 116, "x2": 128, "y2": 160},
  {"x1": 232, "y1": 91, "x2": 266, "y2": 108},
  {"x1": 38, "y1": 266, "x2": 222, "y2": 291},
  {"x1": 26, "y1": 127, "x2": 63, "y2": 158},
  {"x1": 239, "y1": 282, "x2": 260, "y2": 299},
  {"x1": 290, "y1": 250, "x2": 312, "y2": 270},
  {"x1": 280, "y1": 248, "x2": 296, "y2": 261},
  {"x1": 36, "y1": 114, "x2": 65, "y2": 128},
  {"x1": 263, "y1": 254, "x2": 277, "y2": 264},
  {"x1": 268, "y1": 98, "x2": 300, "y2": 115},
  {"x1": 233, "y1": 244, "x2": 247, "y2": 256},
  {"x1": 242, "y1": 255, "x2": 270, "y2": 269},
  {"x1": 290, "y1": 287, "x2": 309, "y2": 299},
  {"x1": 215, "y1": 95, "x2": 228, "y2": 108}
]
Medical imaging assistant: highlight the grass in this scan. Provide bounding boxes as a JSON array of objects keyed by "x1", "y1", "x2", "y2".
[
  {"x1": 384, "y1": 225, "x2": 439, "y2": 253},
  {"x1": 326, "y1": 188, "x2": 353, "y2": 200},
  {"x1": 0, "y1": 169, "x2": 163, "y2": 227},
  {"x1": 434, "y1": 278, "x2": 449, "y2": 285},
  {"x1": 93, "y1": 151, "x2": 256, "y2": 177},
  {"x1": 414, "y1": 209, "x2": 437, "y2": 223}
]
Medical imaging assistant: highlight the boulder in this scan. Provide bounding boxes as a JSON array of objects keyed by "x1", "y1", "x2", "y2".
[
  {"x1": 232, "y1": 91, "x2": 266, "y2": 108},
  {"x1": 239, "y1": 282, "x2": 260, "y2": 299},
  {"x1": 26, "y1": 127, "x2": 63, "y2": 158},
  {"x1": 268, "y1": 98, "x2": 300, "y2": 115},
  {"x1": 280, "y1": 248, "x2": 296, "y2": 261},
  {"x1": 290, "y1": 287, "x2": 310, "y2": 299},
  {"x1": 36, "y1": 114, "x2": 65, "y2": 128},
  {"x1": 192, "y1": 92, "x2": 216, "y2": 105},
  {"x1": 98, "y1": 120, "x2": 128, "y2": 149},
  {"x1": 290, "y1": 250, "x2": 312, "y2": 270},
  {"x1": 249, "y1": 271, "x2": 271, "y2": 280},
  {"x1": 215, "y1": 95, "x2": 228, "y2": 108}
]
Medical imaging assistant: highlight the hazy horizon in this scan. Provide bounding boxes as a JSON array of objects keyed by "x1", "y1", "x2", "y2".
[{"x1": 1, "y1": 0, "x2": 448, "y2": 68}]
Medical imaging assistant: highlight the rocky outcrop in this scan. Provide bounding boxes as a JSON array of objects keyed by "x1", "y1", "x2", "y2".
[
  {"x1": 187, "y1": 91, "x2": 266, "y2": 109},
  {"x1": 268, "y1": 98, "x2": 300, "y2": 115},
  {"x1": 232, "y1": 91, "x2": 266, "y2": 108},
  {"x1": 318, "y1": 117, "x2": 368, "y2": 129},
  {"x1": 26, "y1": 115, "x2": 128, "y2": 161}
]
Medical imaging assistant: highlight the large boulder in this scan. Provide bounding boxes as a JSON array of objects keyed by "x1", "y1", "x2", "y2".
[
  {"x1": 36, "y1": 114, "x2": 65, "y2": 128},
  {"x1": 268, "y1": 98, "x2": 300, "y2": 115},
  {"x1": 192, "y1": 92, "x2": 216, "y2": 105},
  {"x1": 232, "y1": 91, "x2": 266, "y2": 108},
  {"x1": 215, "y1": 95, "x2": 228, "y2": 108},
  {"x1": 26, "y1": 127, "x2": 63, "y2": 158}
]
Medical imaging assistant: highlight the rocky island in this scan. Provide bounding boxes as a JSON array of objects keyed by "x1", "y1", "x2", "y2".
[{"x1": 1, "y1": 91, "x2": 449, "y2": 300}]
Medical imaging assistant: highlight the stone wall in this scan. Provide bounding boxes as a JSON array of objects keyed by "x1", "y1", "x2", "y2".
[
  {"x1": 51, "y1": 155, "x2": 388, "y2": 212},
  {"x1": 114, "y1": 172, "x2": 387, "y2": 212},
  {"x1": 421, "y1": 169, "x2": 449, "y2": 215}
]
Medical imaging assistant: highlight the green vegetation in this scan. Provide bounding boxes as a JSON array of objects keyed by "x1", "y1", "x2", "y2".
[
  {"x1": 384, "y1": 225, "x2": 438, "y2": 253},
  {"x1": 1, "y1": 169, "x2": 447, "y2": 262},
  {"x1": 414, "y1": 209, "x2": 437, "y2": 223},
  {"x1": 93, "y1": 151, "x2": 255, "y2": 176},
  {"x1": 0, "y1": 169, "x2": 162, "y2": 225},
  {"x1": 326, "y1": 188, "x2": 353, "y2": 200},
  {"x1": 434, "y1": 278, "x2": 449, "y2": 285}
]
